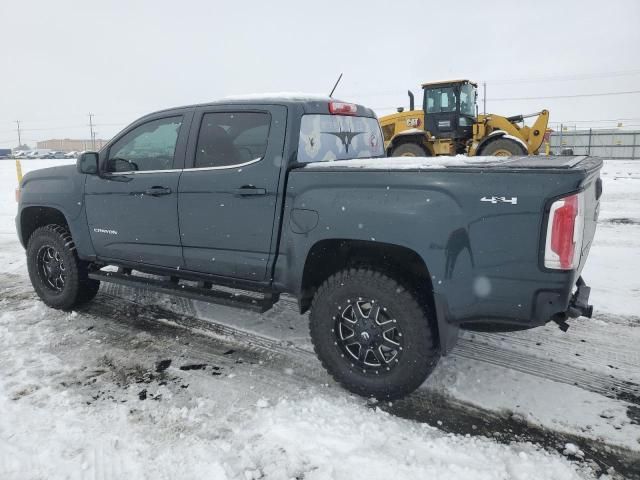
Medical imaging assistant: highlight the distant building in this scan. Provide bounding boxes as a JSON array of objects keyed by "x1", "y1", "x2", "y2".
[{"x1": 36, "y1": 138, "x2": 109, "y2": 152}]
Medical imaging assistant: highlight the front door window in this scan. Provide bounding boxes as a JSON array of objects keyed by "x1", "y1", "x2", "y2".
[{"x1": 107, "y1": 116, "x2": 183, "y2": 172}]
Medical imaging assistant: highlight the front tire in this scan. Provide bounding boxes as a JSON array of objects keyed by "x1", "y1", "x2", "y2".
[
  {"x1": 390, "y1": 142, "x2": 429, "y2": 157},
  {"x1": 479, "y1": 137, "x2": 527, "y2": 156},
  {"x1": 26, "y1": 225, "x2": 100, "y2": 310},
  {"x1": 309, "y1": 268, "x2": 439, "y2": 399}
]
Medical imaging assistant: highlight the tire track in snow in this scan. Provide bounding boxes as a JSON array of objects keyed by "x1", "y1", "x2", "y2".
[
  {"x1": 89, "y1": 286, "x2": 640, "y2": 406},
  {"x1": 3, "y1": 273, "x2": 639, "y2": 406},
  {"x1": 455, "y1": 338, "x2": 640, "y2": 405}
]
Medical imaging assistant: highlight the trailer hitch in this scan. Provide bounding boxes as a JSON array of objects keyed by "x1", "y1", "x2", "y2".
[
  {"x1": 567, "y1": 276, "x2": 593, "y2": 319},
  {"x1": 552, "y1": 276, "x2": 593, "y2": 332}
]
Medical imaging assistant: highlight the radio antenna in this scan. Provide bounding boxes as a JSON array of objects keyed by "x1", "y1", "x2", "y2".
[{"x1": 329, "y1": 73, "x2": 343, "y2": 98}]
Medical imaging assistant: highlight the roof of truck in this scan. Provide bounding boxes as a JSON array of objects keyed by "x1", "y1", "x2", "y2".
[
  {"x1": 223, "y1": 92, "x2": 334, "y2": 102},
  {"x1": 136, "y1": 94, "x2": 377, "y2": 123}
]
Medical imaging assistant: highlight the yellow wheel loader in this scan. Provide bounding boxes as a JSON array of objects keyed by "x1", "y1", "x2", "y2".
[{"x1": 379, "y1": 80, "x2": 549, "y2": 157}]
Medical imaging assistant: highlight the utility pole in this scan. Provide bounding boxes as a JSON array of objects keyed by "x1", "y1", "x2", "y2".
[
  {"x1": 16, "y1": 120, "x2": 22, "y2": 147},
  {"x1": 482, "y1": 82, "x2": 487, "y2": 115},
  {"x1": 88, "y1": 113, "x2": 96, "y2": 150}
]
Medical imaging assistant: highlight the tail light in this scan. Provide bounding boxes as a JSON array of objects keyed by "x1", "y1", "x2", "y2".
[
  {"x1": 329, "y1": 102, "x2": 358, "y2": 115},
  {"x1": 544, "y1": 192, "x2": 584, "y2": 270}
]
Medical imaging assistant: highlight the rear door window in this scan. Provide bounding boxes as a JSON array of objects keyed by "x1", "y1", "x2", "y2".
[
  {"x1": 194, "y1": 112, "x2": 271, "y2": 168},
  {"x1": 297, "y1": 115, "x2": 384, "y2": 163}
]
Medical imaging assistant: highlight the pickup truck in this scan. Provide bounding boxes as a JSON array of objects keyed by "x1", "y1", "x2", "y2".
[{"x1": 16, "y1": 95, "x2": 602, "y2": 399}]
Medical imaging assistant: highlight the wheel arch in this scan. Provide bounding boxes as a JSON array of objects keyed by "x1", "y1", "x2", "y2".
[
  {"x1": 476, "y1": 130, "x2": 528, "y2": 155},
  {"x1": 19, "y1": 206, "x2": 70, "y2": 247},
  {"x1": 298, "y1": 238, "x2": 448, "y2": 350}
]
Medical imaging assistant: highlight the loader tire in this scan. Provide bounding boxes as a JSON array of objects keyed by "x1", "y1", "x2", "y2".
[
  {"x1": 26, "y1": 225, "x2": 100, "y2": 310},
  {"x1": 309, "y1": 268, "x2": 440, "y2": 400},
  {"x1": 391, "y1": 142, "x2": 429, "y2": 157},
  {"x1": 479, "y1": 137, "x2": 527, "y2": 156}
]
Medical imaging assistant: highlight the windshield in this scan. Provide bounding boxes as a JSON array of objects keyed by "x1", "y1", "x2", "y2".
[
  {"x1": 460, "y1": 83, "x2": 477, "y2": 116},
  {"x1": 297, "y1": 115, "x2": 384, "y2": 163},
  {"x1": 424, "y1": 87, "x2": 457, "y2": 113}
]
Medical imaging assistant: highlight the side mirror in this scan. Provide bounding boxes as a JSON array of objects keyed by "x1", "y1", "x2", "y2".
[{"x1": 77, "y1": 151, "x2": 99, "y2": 174}]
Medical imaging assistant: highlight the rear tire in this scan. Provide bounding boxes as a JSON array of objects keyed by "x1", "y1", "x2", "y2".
[
  {"x1": 390, "y1": 142, "x2": 429, "y2": 157},
  {"x1": 479, "y1": 137, "x2": 527, "y2": 156},
  {"x1": 26, "y1": 225, "x2": 100, "y2": 310},
  {"x1": 309, "y1": 268, "x2": 439, "y2": 399}
]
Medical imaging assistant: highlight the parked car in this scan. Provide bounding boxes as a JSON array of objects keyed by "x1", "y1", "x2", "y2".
[
  {"x1": 13, "y1": 151, "x2": 28, "y2": 159},
  {"x1": 15, "y1": 96, "x2": 602, "y2": 399},
  {"x1": 43, "y1": 151, "x2": 67, "y2": 159},
  {"x1": 0, "y1": 148, "x2": 12, "y2": 159},
  {"x1": 26, "y1": 150, "x2": 51, "y2": 159},
  {"x1": 64, "y1": 151, "x2": 79, "y2": 159}
]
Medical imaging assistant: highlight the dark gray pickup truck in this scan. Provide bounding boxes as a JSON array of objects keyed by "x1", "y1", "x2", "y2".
[{"x1": 16, "y1": 95, "x2": 602, "y2": 399}]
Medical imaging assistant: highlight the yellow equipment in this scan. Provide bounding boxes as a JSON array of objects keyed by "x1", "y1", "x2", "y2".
[{"x1": 379, "y1": 79, "x2": 549, "y2": 157}]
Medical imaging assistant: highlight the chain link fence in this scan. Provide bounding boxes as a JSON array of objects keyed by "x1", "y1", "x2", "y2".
[{"x1": 548, "y1": 129, "x2": 639, "y2": 160}]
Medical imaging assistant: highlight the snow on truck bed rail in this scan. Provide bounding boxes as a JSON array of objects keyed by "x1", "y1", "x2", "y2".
[{"x1": 304, "y1": 155, "x2": 504, "y2": 169}]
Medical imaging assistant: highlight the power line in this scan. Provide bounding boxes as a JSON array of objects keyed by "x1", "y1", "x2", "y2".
[
  {"x1": 373, "y1": 89, "x2": 640, "y2": 111},
  {"x1": 20, "y1": 125, "x2": 89, "y2": 132},
  {"x1": 483, "y1": 89, "x2": 640, "y2": 102},
  {"x1": 347, "y1": 68, "x2": 640, "y2": 101},
  {"x1": 550, "y1": 117, "x2": 640, "y2": 123},
  {"x1": 483, "y1": 68, "x2": 640, "y2": 85}
]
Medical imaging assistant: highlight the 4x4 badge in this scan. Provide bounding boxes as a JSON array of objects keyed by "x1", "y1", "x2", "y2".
[{"x1": 481, "y1": 196, "x2": 518, "y2": 205}]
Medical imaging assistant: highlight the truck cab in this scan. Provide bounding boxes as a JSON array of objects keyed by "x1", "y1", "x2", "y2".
[{"x1": 422, "y1": 79, "x2": 477, "y2": 142}]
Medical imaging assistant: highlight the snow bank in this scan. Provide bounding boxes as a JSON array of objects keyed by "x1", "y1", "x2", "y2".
[{"x1": 224, "y1": 396, "x2": 590, "y2": 480}]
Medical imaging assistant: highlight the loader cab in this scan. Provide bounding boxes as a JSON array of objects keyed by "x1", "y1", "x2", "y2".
[{"x1": 422, "y1": 80, "x2": 477, "y2": 140}]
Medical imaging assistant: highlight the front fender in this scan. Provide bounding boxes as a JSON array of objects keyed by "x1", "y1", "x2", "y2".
[{"x1": 17, "y1": 167, "x2": 95, "y2": 258}]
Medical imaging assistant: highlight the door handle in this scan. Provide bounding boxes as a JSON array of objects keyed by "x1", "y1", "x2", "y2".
[
  {"x1": 143, "y1": 186, "x2": 172, "y2": 196},
  {"x1": 232, "y1": 185, "x2": 266, "y2": 196}
]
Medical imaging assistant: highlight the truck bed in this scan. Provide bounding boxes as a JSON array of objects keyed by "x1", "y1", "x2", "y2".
[{"x1": 281, "y1": 155, "x2": 603, "y2": 330}]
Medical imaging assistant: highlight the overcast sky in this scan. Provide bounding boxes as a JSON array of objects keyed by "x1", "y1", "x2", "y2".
[{"x1": 1, "y1": 0, "x2": 639, "y2": 148}]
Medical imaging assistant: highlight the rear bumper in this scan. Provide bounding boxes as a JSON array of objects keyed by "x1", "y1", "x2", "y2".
[
  {"x1": 531, "y1": 274, "x2": 593, "y2": 325},
  {"x1": 453, "y1": 274, "x2": 594, "y2": 332}
]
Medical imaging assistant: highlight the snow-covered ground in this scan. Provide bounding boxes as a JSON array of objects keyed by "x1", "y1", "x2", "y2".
[{"x1": 1, "y1": 158, "x2": 639, "y2": 479}]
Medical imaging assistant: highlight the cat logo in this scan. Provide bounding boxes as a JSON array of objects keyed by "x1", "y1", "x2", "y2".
[
  {"x1": 406, "y1": 118, "x2": 421, "y2": 128},
  {"x1": 480, "y1": 196, "x2": 518, "y2": 205}
]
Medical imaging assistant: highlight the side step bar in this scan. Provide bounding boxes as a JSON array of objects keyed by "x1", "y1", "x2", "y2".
[{"x1": 88, "y1": 270, "x2": 279, "y2": 313}]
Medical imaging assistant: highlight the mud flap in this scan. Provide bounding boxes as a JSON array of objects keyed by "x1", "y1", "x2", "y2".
[{"x1": 433, "y1": 293, "x2": 459, "y2": 355}]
